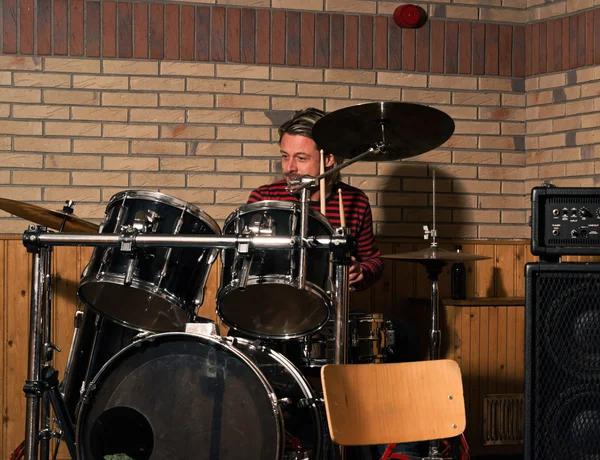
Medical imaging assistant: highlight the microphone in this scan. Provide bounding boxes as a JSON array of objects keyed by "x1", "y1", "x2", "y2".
[{"x1": 393, "y1": 4, "x2": 428, "y2": 29}]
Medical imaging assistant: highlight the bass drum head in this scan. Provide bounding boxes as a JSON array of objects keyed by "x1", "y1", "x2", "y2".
[{"x1": 76, "y1": 333, "x2": 283, "y2": 460}]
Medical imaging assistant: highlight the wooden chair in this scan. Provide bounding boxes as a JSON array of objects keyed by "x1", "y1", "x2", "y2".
[{"x1": 320, "y1": 359, "x2": 466, "y2": 451}]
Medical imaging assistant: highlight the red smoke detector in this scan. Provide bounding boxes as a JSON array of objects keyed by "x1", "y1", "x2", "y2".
[{"x1": 393, "y1": 4, "x2": 428, "y2": 29}]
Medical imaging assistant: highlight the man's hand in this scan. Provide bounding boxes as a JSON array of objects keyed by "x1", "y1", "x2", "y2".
[{"x1": 349, "y1": 256, "x2": 364, "y2": 286}]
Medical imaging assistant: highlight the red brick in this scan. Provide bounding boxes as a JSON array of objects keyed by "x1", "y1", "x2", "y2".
[
  {"x1": 531, "y1": 22, "x2": 539, "y2": 75},
  {"x1": 241, "y1": 8, "x2": 256, "y2": 64},
  {"x1": 301, "y1": 13, "x2": 315, "y2": 67},
  {"x1": 577, "y1": 13, "x2": 586, "y2": 67},
  {"x1": 458, "y1": 22, "x2": 471, "y2": 75},
  {"x1": 272, "y1": 10, "x2": 286, "y2": 65},
  {"x1": 402, "y1": 29, "x2": 416, "y2": 71},
  {"x1": 416, "y1": 21, "x2": 430, "y2": 73},
  {"x1": 3, "y1": 0, "x2": 17, "y2": 54},
  {"x1": 595, "y1": 10, "x2": 600, "y2": 65},
  {"x1": 118, "y1": 2, "x2": 133, "y2": 59},
  {"x1": 102, "y1": 2, "x2": 117, "y2": 58},
  {"x1": 445, "y1": 21, "x2": 459, "y2": 74},
  {"x1": 562, "y1": 17, "x2": 569, "y2": 70},
  {"x1": 586, "y1": 11, "x2": 594, "y2": 66},
  {"x1": 388, "y1": 17, "x2": 401, "y2": 70},
  {"x1": 165, "y1": 4, "x2": 179, "y2": 60},
  {"x1": 287, "y1": 11, "x2": 301, "y2": 66},
  {"x1": 345, "y1": 15, "x2": 358, "y2": 69},
  {"x1": 359, "y1": 15, "x2": 373, "y2": 70},
  {"x1": 134, "y1": 3, "x2": 148, "y2": 59},
  {"x1": 539, "y1": 22, "x2": 547, "y2": 74},
  {"x1": 177, "y1": 6, "x2": 193, "y2": 61},
  {"x1": 20, "y1": 0, "x2": 34, "y2": 54},
  {"x1": 227, "y1": 8, "x2": 241, "y2": 63},
  {"x1": 150, "y1": 4, "x2": 164, "y2": 60},
  {"x1": 546, "y1": 19, "x2": 555, "y2": 73},
  {"x1": 499, "y1": 25, "x2": 512, "y2": 77},
  {"x1": 553, "y1": 19, "x2": 562, "y2": 71},
  {"x1": 53, "y1": 0, "x2": 68, "y2": 55},
  {"x1": 473, "y1": 23, "x2": 485, "y2": 75},
  {"x1": 485, "y1": 23, "x2": 499, "y2": 75},
  {"x1": 70, "y1": 0, "x2": 84, "y2": 55},
  {"x1": 86, "y1": 2, "x2": 100, "y2": 57},
  {"x1": 569, "y1": 14, "x2": 577, "y2": 69},
  {"x1": 431, "y1": 21, "x2": 444, "y2": 74},
  {"x1": 37, "y1": 0, "x2": 51, "y2": 55},
  {"x1": 315, "y1": 14, "x2": 330, "y2": 68},
  {"x1": 331, "y1": 14, "x2": 344, "y2": 68},
  {"x1": 196, "y1": 6, "x2": 210, "y2": 61},
  {"x1": 511, "y1": 26, "x2": 524, "y2": 79},
  {"x1": 253, "y1": 9, "x2": 268, "y2": 65}
]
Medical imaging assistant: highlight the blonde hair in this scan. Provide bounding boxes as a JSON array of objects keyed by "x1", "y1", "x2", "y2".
[{"x1": 278, "y1": 108, "x2": 344, "y2": 186}]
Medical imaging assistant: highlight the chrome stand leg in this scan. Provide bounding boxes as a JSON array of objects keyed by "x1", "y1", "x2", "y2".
[
  {"x1": 24, "y1": 248, "x2": 47, "y2": 460},
  {"x1": 332, "y1": 227, "x2": 351, "y2": 460},
  {"x1": 421, "y1": 261, "x2": 446, "y2": 460}
]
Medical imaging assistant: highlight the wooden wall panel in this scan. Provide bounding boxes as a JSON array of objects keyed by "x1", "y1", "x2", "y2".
[
  {"x1": 1, "y1": 236, "x2": 583, "y2": 457},
  {"x1": 0, "y1": 241, "x2": 5, "y2": 459},
  {"x1": 4, "y1": 241, "x2": 30, "y2": 459}
]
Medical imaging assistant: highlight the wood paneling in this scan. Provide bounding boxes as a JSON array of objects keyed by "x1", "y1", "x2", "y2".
[{"x1": 3, "y1": 237, "x2": 598, "y2": 457}]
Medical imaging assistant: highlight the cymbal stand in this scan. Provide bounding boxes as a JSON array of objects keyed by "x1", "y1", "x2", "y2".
[
  {"x1": 419, "y1": 170, "x2": 448, "y2": 460},
  {"x1": 23, "y1": 227, "x2": 77, "y2": 460}
]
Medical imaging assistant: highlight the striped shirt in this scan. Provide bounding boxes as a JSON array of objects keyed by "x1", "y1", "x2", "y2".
[{"x1": 248, "y1": 179, "x2": 384, "y2": 290}]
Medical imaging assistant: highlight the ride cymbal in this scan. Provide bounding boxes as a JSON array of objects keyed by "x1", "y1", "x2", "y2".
[
  {"x1": 312, "y1": 101, "x2": 455, "y2": 161},
  {"x1": 0, "y1": 197, "x2": 99, "y2": 233},
  {"x1": 381, "y1": 247, "x2": 491, "y2": 263}
]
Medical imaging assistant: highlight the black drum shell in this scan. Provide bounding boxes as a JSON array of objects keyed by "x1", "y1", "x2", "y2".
[
  {"x1": 79, "y1": 190, "x2": 221, "y2": 332},
  {"x1": 217, "y1": 201, "x2": 333, "y2": 339}
]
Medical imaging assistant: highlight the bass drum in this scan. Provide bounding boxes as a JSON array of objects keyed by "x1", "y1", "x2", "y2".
[{"x1": 76, "y1": 333, "x2": 325, "y2": 460}]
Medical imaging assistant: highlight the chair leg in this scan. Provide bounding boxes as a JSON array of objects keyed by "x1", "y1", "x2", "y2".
[{"x1": 380, "y1": 444, "x2": 411, "y2": 460}]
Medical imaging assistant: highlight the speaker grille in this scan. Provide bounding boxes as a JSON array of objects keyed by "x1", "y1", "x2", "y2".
[{"x1": 527, "y1": 265, "x2": 600, "y2": 460}]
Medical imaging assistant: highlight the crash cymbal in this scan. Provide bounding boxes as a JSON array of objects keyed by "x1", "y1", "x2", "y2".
[
  {"x1": 0, "y1": 197, "x2": 99, "y2": 233},
  {"x1": 312, "y1": 102, "x2": 455, "y2": 161},
  {"x1": 381, "y1": 246, "x2": 491, "y2": 263}
]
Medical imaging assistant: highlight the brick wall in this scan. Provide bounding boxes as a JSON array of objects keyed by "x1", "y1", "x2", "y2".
[{"x1": 0, "y1": 0, "x2": 598, "y2": 240}]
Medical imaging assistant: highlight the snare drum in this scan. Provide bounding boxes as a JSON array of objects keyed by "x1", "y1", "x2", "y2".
[
  {"x1": 79, "y1": 191, "x2": 221, "y2": 332},
  {"x1": 217, "y1": 201, "x2": 333, "y2": 339},
  {"x1": 297, "y1": 312, "x2": 394, "y2": 367},
  {"x1": 76, "y1": 333, "x2": 325, "y2": 460}
]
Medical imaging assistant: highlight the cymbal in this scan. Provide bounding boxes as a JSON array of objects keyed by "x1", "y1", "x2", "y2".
[
  {"x1": 312, "y1": 101, "x2": 455, "y2": 161},
  {"x1": 0, "y1": 197, "x2": 99, "y2": 233},
  {"x1": 381, "y1": 247, "x2": 491, "y2": 263}
]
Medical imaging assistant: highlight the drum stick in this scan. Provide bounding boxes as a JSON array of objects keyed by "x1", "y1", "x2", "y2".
[
  {"x1": 319, "y1": 149, "x2": 326, "y2": 215},
  {"x1": 338, "y1": 188, "x2": 346, "y2": 228}
]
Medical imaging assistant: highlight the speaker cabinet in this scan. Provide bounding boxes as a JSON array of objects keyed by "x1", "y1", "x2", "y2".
[{"x1": 525, "y1": 263, "x2": 600, "y2": 460}]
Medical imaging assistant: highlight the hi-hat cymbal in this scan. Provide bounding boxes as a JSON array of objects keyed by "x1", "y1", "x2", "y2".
[
  {"x1": 312, "y1": 101, "x2": 455, "y2": 161},
  {"x1": 0, "y1": 197, "x2": 99, "y2": 233},
  {"x1": 381, "y1": 247, "x2": 491, "y2": 263}
]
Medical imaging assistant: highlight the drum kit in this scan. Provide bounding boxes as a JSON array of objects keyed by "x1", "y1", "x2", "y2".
[{"x1": 2, "y1": 102, "x2": 488, "y2": 460}]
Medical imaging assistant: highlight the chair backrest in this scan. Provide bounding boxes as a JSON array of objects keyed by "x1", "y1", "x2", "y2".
[{"x1": 320, "y1": 359, "x2": 466, "y2": 446}]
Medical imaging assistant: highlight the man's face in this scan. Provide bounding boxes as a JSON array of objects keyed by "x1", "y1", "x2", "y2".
[{"x1": 280, "y1": 133, "x2": 333, "y2": 183}]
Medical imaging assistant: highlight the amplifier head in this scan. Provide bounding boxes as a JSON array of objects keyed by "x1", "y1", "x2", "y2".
[{"x1": 531, "y1": 186, "x2": 600, "y2": 257}]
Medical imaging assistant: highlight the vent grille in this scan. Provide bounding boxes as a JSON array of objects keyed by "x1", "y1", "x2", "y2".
[
  {"x1": 548, "y1": 238, "x2": 600, "y2": 245},
  {"x1": 483, "y1": 394, "x2": 524, "y2": 446},
  {"x1": 548, "y1": 197, "x2": 600, "y2": 204}
]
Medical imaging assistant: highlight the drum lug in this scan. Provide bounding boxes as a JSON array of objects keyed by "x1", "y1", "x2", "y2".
[
  {"x1": 297, "y1": 397, "x2": 323, "y2": 409},
  {"x1": 278, "y1": 397, "x2": 292, "y2": 408},
  {"x1": 269, "y1": 392, "x2": 280, "y2": 412}
]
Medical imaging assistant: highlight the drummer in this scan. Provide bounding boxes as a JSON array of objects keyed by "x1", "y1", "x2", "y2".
[{"x1": 247, "y1": 108, "x2": 384, "y2": 290}]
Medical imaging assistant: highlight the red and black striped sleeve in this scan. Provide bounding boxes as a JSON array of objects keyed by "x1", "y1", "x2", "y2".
[{"x1": 353, "y1": 200, "x2": 384, "y2": 290}]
